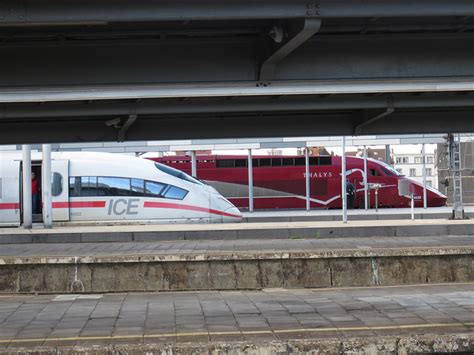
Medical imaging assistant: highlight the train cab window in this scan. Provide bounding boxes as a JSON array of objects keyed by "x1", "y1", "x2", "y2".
[
  {"x1": 51, "y1": 173, "x2": 63, "y2": 196},
  {"x1": 216, "y1": 159, "x2": 234, "y2": 168},
  {"x1": 98, "y1": 177, "x2": 131, "y2": 196},
  {"x1": 145, "y1": 181, "x2": 166, "y2": 198},
  {"x1": 162, "y1": 185, "x2": 188, "y2": 200},
  {"x1": 282, "y1": 158, "x2": 294, "y2": 166},
  {"x1": 235, "y1": 159, "x2": 247, "y2": 168},
  {"x1": 259, "y1": 159, "x2": 271, "y2": 167},
  {"x1": 131, "y1": 179, "x2": 145, "y2": 196},
  {"x1": 155, "y1": 162, "x2": 203, "y2": 185},
  {"x1": 370, "y1": 169, "x2": 381, "y2": 176}
]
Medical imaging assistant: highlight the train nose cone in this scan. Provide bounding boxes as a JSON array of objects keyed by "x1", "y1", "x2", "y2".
[{"x1": 222, "y1": 206, "x2": 243, "y2": 222}]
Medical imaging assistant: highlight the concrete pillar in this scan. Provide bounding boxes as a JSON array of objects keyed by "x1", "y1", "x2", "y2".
[
  {"x1": 22, "y1": 145, "x2": 32, "y2": 229},
  {"x1": 42, "y1": 144, "x2": 53, "y2": 228},
  {"x1": 305, "y1": 147, "x2": 310, "y2": 211},
  {"x1": 422, "y1": 143, "x2": 427, "y2": 209},
  {"x1": 247, "y1": 149, "x2": 254, "y2": 212},
  {"x1": 363, "y1": 145, "x2": 369, "y2": 210},
  {"x1": 341, "y1": 136, "x2": 347, "y2": 223},
  {"x1": 190, "y1": 151, "x2": 197, "y2": 177}
]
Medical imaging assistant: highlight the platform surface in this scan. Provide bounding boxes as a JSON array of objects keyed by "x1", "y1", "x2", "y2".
[
  {"x1": 0, "y1": 284, "x2": 472, "y2": 350},
  {"x1": 0, "y1": 235, "x2": 473, "y2": 263},
  {"x1": 243, "y1": 206, "x2": 474, "y2": 222}
]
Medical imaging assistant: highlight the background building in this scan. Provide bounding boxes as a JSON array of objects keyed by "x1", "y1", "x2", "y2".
[{"x1": 392, "y1": 146, "x2": 438, "y2": 188}]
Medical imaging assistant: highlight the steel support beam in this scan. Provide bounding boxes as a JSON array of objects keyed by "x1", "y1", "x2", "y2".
[
  {"x1": 22, "y1": 145, "x2": 32, "y2": 229},
  {"x1": 2, "y1": 1, "x2": 474, "y2": 25},
  {"x1": 422, "y1": 143, "x2": 427, "y2": 209},
  {"x1": 259, "y1": 18, "x2": 321, "y2": 82},
  {"x1": 341, "y1": 136, "x2": 347, "y2": 223},
  {"x1": 191, "y1": 151, "x2": 197, "y2": 178},
  {"x1": 305, "y1": 147, "x2": 311, "y2": 211},
  {"x1": 354, "y1": 107, "x2": 395, "y2": 136},
  {"x1": 42, "y1": 144, "x2": 53, "y2": 228},
  {"x1": 363, "y1": 145, "x2": 369, "y2": 210},
  {"x1": 3, "y1": 78, "x2": 474, "y2": 104},
  {"x1": 248, "y1": 149, "x2": 254, "y2": 213}
]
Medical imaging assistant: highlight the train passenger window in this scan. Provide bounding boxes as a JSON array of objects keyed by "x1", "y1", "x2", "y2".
[
  {"x1": 259, "y1": 159, "x2": 271, "y2": 167},
  {"x1": 80, "y1": 176, "x2": 97, "y2": 196},
  {"x1": 145, "y1": 181, "x2": 166, "y2": 198},
  {"x1": 235, "y1": 159, "x2": 247, "y2": 168},
  {"x1": 69, "y1": 177, "x2": 80, "y2": 197},
  {"x1": 52, "y1": 173, "x2": 63, "y2": 196},
  {"x1": 131, "y1": 179, "x2": 145, "y2": 196},
  {"x1": 309, "y1": 157, "x2": 317, "y2": 165},
  {"x1": 216, "y1": 160, "x2": 234, "y2": 168},
  {"x1": 318, "y1": 156, "x2": 332, "y2": 165},
  {"x1": 163, "y1": 185, "x2": 188, "y2": 200},
  {"x1": 271, "y1": 158, "x2": 282, "y2": 167},
  {"x1": 295, "y1": 158, "x2": 305, "y2": 166},
  {"x1": 98, "y1": 177, "x2": 131, "y2": 196},
  {"x1": 252, "y1": 159, "x2": 259, "y2": 167},
  {"x1": 282, "y1": 158, "x2": 294, "y2": 166}
]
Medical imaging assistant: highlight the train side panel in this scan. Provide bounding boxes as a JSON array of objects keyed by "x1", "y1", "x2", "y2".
[{"x1": 0, "y1": 158, "x2": 20, "y2": 226}]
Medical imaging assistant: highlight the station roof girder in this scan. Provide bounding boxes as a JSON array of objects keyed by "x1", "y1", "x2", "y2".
[{"x1": 1, "y1": 1, "x2": 474, "y2": 143}]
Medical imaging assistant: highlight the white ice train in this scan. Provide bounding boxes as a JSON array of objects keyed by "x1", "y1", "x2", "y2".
[{"x1": 0, "y1": 152, "x2": 242, "y2": 226}]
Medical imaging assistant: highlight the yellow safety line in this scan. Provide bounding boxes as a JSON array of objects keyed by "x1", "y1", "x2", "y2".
[{"x1": 0, "y1": 322, "x2": 472, "y2": 345}]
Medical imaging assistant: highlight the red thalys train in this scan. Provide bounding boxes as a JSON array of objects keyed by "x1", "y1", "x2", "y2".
[{"x1": 149, "y1": 155, "x2": 447, "y2": 209}]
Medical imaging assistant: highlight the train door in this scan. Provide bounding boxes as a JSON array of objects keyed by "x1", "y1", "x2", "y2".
[
  {"x1": 51, "y1": 160, "x2": 70, "y2": 221},
  {"x1": 0, "y1": 160, "x2": 21, "y2": 226}
]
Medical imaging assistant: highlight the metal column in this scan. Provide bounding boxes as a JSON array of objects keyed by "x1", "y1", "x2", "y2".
[
  {"x1": 385, "y1": 144, "x2": 391, "y2": 165},
  {"x1": 247, "y1": 149, "x2": 254, "y2": 213},
  {"x1": 42, "y1": 144, "x2": 53, "y2": 228},
  {"x1": 305, "y1": 147, "x2": 310, "y2": 211},
  {"x1": 363, "y1": 145, "x2": 368, "y2": 210},
  {"x1": 22, "y1": 145, "x2": 32, "y2": 229},
  {"x1": 190, "y1": 151, "x2": 197, "y2": 178},
  {"x1": 450, "y1": 134, "x2": 465, "y2": 219},
  {"x1": 341, "y1": 136, "x2": 347, "y2": 223},
  {"x1": 422, "y1": 143, "x2": 427, "y2": 209}
]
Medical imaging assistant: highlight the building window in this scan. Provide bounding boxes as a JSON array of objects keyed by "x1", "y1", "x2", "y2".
[
  {"x1": 396, "y1": 169, "x2": 403, "y2": 174},
  {"x1": 396, "y1": 156, "x2": 409, "y2": 164},
  {"x1": 426, "y1": 180, "x2": 432, "y2": 187},
  {"x1": 409, "y1": 168, "x2": 416, "y2": 177},
  {"x1": 414, "y1": 156, "x2": 422, "y2": 164},
  {"x1": 427, "y1": 156, "x2": 434, "y2": 164},
  {"x1": 426, "y1": 168, "x2": 432, "y2": 176}
]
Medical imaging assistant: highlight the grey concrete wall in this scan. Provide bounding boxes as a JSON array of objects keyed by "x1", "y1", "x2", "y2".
[
  {"x1": 1, "y1": 254, "x2": 472, "y2": 294},
  {"x1": 1, "y1": 332, "x2": 473, "y2": 354}
]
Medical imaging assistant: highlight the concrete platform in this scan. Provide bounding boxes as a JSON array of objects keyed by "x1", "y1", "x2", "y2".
[
  {"x1": 243, "y1": 206, "x2": 474, "y2": 223},
  {"x1": 0, "y1": 284, "x2": 473, "y2": 354},
  {"x1": 0, "y1": 235, "x2": 472, "y2": 293},
  {"x1": 2, "y1": 218, "x2": 474, "y2": 243}
]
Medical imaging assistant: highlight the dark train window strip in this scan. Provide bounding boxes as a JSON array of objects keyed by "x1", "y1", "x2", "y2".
[
  {"x1": 69, "y1": 176, "x2": 188, "y2": 200},
  {"x1": 216, "y1": 156, "x2": 332, "y2": 168}
]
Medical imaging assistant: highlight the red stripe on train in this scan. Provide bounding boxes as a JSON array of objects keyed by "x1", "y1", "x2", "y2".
[
  {"x1": 52, "y1": 201, "x2": 106, "y2": 208},
  {"x1": 144, "y1": 201, "x2": 241, "y2": 218},
  {"x1": 0, "y1": 203, "x2": 20, "y2": 210}
]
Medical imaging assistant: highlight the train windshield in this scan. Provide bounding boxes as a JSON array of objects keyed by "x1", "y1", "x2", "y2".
[
  {"x1": 380, "y1": 163, "x2": 403, "y2": 176},
  {"x1": 154, "y1": 162, "x2": 204, "y2": 185}
]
